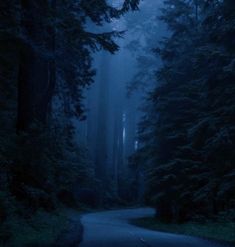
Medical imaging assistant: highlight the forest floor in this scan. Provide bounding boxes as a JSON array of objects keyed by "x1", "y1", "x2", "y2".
[
  {"x1": 0, "y1": 207, "x2": 83, "y2": 246},
  {"x1": 2, "y1": 207, "x2": 234, "y2": 246},
  {"x1": 131, "y1": 216, "x2": 235, "y2": 245}
]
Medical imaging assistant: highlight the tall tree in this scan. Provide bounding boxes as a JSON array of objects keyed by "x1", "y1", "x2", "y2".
[{"x1": 134, "y1": 0, "x2": 235, "y2": 222}]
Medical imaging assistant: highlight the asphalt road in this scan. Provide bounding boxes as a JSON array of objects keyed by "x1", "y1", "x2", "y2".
[{"x1": 79, "y1": 208, "x2": 229, "y2": 247}]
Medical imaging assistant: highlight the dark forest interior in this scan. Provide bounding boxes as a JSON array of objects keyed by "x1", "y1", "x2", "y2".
[{"x1": 0, "y1": 0, "x2": 235, "y2": 246}]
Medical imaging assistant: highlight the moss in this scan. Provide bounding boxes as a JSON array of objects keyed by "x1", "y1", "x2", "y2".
[{"x1": 131, "y1": 217, "x2": 235, "y2": 244}]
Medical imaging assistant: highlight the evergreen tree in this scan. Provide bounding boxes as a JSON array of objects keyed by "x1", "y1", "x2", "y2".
[
  {"x1": 134, "y1": 0, "x2": 235, "y2": 222},
  {"x1": 0, "y1": 0, "x2": 140, "y2": 226}
]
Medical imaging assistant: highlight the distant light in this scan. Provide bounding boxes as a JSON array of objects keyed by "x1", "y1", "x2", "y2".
[
  {"x1": 123, "y1": 127, "x2": 126, "y2": 144},
  {"x1": 135, "y1": 140, "x2": 139, "y2": 150},
  {"x1": 122, "y1": 113, "x2": 126, "y2": 145}
]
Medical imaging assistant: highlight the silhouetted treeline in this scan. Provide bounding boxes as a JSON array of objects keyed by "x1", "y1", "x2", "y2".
[
  {"x1": 133, "y1": 0, "x2": 235, "y2": 223},
  {"x1": 0, "y1": 0, "x2": 139, "y2": 243}
]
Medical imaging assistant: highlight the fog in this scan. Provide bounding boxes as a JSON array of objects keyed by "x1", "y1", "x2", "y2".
[
  {"x1": 75, "y1": 0, "x2": 166, "y2": 201},
  {"x1": 2, "y1": 0, "x2": 234, "y2": 245}
]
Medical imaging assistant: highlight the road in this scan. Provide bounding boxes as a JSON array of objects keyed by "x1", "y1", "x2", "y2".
[{"x1": 79, "y1": 208, "x2": 229, "y2": 247}]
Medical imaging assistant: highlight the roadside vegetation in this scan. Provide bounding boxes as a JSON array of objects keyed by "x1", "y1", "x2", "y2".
[
  {"x1": 130, "y1": 0, "x2": 235, "y2": 238},
  {"x1": 0, "y1": 207, "x2": 68, "y2": 246},
  {"x1": 131, "y1": 209, "x2": 235, "y2": 244}
]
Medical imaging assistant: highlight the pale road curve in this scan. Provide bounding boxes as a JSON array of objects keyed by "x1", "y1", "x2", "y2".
[{"x1": 79, "y1": 208, "x2": 230, "y2": 247}]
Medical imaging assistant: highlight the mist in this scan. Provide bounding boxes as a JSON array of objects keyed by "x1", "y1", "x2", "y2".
[{"x1": 1, "y1": 0, "x2": 235, "y2": 246}]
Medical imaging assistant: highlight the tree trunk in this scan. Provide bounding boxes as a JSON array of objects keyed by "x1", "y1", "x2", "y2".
[{"x1": 17, "y1": 0, "x2": 56, "y2": 131}]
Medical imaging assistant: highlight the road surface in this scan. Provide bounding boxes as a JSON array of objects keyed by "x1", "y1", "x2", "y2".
[{"x1": 79, "y1": 208, "x2": 229, "y2": 247}]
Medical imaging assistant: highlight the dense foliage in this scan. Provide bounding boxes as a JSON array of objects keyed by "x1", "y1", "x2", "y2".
[
  {"x1": 134, "y1": 0, "x2": 235, "y2": 222},
  {"x1": 0, "y1": 0, "x2": 139, "y2": 243}
]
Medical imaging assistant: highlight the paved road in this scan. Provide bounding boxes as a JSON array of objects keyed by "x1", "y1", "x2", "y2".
[{"x1": 79, "y1": 208, "x2": 229, "y2": 247}]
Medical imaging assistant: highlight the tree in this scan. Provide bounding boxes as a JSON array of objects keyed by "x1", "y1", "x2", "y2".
[
  {"x1": 134, "y1": 0, "x2": 235, "y2": 222},
  {"x1": 0, "y1": 0, "x2": 141, "y2": 220}
]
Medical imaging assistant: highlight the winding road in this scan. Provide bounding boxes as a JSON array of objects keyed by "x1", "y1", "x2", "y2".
[{"x1": 79, "y1": 208, "x2": 229, "y2": 247}]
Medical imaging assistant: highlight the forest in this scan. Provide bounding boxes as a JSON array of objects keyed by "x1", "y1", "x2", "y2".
[{"x1": 0, "y1": 0, "x2": 235, "y2": 246}]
